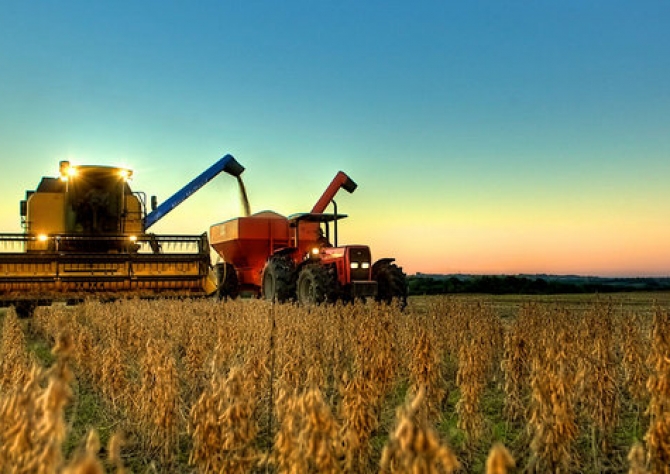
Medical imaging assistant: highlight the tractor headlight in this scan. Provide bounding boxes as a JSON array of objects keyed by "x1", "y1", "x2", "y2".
[
  {"x1": 128, "y1": 235, "x2": 138, "y2": 242},
  {"x1": 350, "y1": 262, "x2": 360, "y2": 269},
  {"x1": 37, "y1": 234, "x2": 48, "y2": 242},
  {"x1": 361, "y1": 262, "x2": 370, "y2": 269},
  {"x1": 311, "y1": 247, "x2": 319, "y2": 256}
]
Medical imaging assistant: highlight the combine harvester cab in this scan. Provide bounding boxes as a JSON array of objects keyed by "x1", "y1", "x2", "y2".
[
  {"x1": 0, "y1": 154, "x2": 244, "y2": 317},
  {"x1": 210, "y1": 171, "x2": 407, "y2": 306}
]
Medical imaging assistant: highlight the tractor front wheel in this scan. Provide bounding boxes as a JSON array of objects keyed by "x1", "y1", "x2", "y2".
[
  {"x1": 372, "y1": 260, "x2": 408, "y2": 307},
  {"x1": 297, "y1": 264, "x2": 336, "y2": 306},
  {"x1": 261, "y1": 256, "x2": 295, "y2": 302}
]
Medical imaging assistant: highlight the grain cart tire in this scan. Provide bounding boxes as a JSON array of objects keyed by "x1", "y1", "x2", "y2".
[
  {"x1": 261, "y1": 256, "x2": 295, "y2": 302},
  {"x1": 215, "y1": 262, "x2": 239, "y2": 300},
  {"x1": 372, "y1": 260, "x2": 408, "y2": 307},
  {"x1": 14, "y1": 300, "x2": 37, "y2": 319},
  {"x1": 297, "y1": 263, "x2": 336, "y2": 306}
]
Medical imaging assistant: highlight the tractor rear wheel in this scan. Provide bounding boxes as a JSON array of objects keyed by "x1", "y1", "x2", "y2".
[
  {"x1": 297, "y1": 264, "x2": 336, "y2": 305},
  {"x1": 372, "y1": 260, "x2": 408, "y2": 307},
  {"x1": 215, "y1": 262, "x2": 239, "y2": 300},
  {"x1": 261, "y1": 256, "x2": 295, "y2": 302}
]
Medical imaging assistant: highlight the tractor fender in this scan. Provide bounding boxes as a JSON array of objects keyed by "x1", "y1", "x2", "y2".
[
  {"x1": 295, "y1": 257, "x2": 330, "y2": 272},
  {"x1": 271, "y1": 247, "x2": 297, "y2": 258},
  {"x1": 294, "y1": 256, "x2": 338, "y2": 280},
  {"x1": 372, "y1": 258, "x2": 396, "y2": 271}
]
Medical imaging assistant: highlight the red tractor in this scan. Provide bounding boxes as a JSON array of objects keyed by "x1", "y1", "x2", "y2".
[{"x1": 209, "y1": 171, "x2": 407, "y2": 305}]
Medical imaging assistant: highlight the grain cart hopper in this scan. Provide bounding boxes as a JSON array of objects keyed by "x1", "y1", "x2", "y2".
[
  {"x1": 209, "y1": 171, "x2": 407, "y2": 305},
  {"x1": 0, "y1": 154, "x2": 244, "y2": 316}
]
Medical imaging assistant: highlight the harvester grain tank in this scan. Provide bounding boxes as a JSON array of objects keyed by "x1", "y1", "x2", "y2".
[
  {"x1": 209, "y1": 171, "x2": 407, "y2": 305},
  {"x1": 0, "y1": 154, "x2": 244, "y2": 316}
]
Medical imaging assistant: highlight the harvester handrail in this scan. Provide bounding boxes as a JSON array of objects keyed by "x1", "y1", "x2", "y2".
[{"x1": 0, "y1": 233, "x2": 209, "y2": 255}]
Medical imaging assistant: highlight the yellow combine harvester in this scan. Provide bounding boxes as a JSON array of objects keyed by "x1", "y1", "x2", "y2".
[{"x1": 0, "y1": 154, "x2": 244, "y2": 316}]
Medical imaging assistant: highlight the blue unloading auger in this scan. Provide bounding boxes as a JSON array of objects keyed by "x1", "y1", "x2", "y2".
[{"x1": 144, "y1": 154, "x2": 245, "y2": 230}]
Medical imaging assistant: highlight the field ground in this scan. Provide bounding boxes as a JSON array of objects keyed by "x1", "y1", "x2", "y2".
[
  {"x1": 411, "y1": 291, "x2": 670, "y2": 315},
  {"x1": 1, "y1": 292, "x2": 670, "y2": 473}
]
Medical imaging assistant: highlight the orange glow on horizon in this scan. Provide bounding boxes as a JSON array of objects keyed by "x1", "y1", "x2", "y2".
[{"x1": 371, "y1": 214, "x2": 670, "y2": 277}]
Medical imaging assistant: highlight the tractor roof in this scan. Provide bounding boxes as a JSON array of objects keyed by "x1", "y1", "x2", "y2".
[{"x1": 288, "y1": 213, "x2": 348, "y2": 224}]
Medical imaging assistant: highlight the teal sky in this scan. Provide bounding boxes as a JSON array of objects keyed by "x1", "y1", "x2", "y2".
[{"x1": 1, "y1": 1, "x2": 669, "y2": 276}]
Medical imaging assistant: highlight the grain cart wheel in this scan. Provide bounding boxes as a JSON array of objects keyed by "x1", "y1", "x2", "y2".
[
  {"x1": 297, "y1": 263, "x2": 336, "y2": 306},
  {"x1": 14, "y1": 300, "x2": 37, "y2": 319},
  {"x1": 261, "y1": 256, "x2": 295, "y2": 302},
  {"x1": 215, "y1": 262, "x2": 239, "y2": 300},
  {"x1": 372, "y1": 260, "x2": 408, "y2": 307}
]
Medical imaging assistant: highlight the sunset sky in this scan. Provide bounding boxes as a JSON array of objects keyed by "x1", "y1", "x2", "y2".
[{"x1": 1, "y1": 1, "x2": 669, "y2": 276}]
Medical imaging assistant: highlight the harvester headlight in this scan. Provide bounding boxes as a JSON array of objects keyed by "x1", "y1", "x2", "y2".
[
  {"x1": 118, "y1": 168, "x2": 133, "y2": 181},
  {"x1": 128, "y1": 235, "x2": 138, "y2": 242},
  {"x1": 59, "y1": 165, "x2": 78, "y2": 181},
  {"x1": 350, "y1": 262, "x2": 360, "y2": 269},
  {"x1": 37, "y1": 234, "x2": 48, "y2": 242},
  {"x1": 361, "y1": 262, "x2": 370, "y2": 269}
]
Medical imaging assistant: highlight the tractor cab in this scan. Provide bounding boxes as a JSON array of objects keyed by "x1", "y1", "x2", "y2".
[{"x1": 287, "y1": 212, "x2": 348, "y2": 255}]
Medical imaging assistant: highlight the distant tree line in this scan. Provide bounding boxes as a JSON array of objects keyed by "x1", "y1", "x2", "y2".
[{"x1": 407, "y1": 274, "x2": 670, "y2": 296}]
